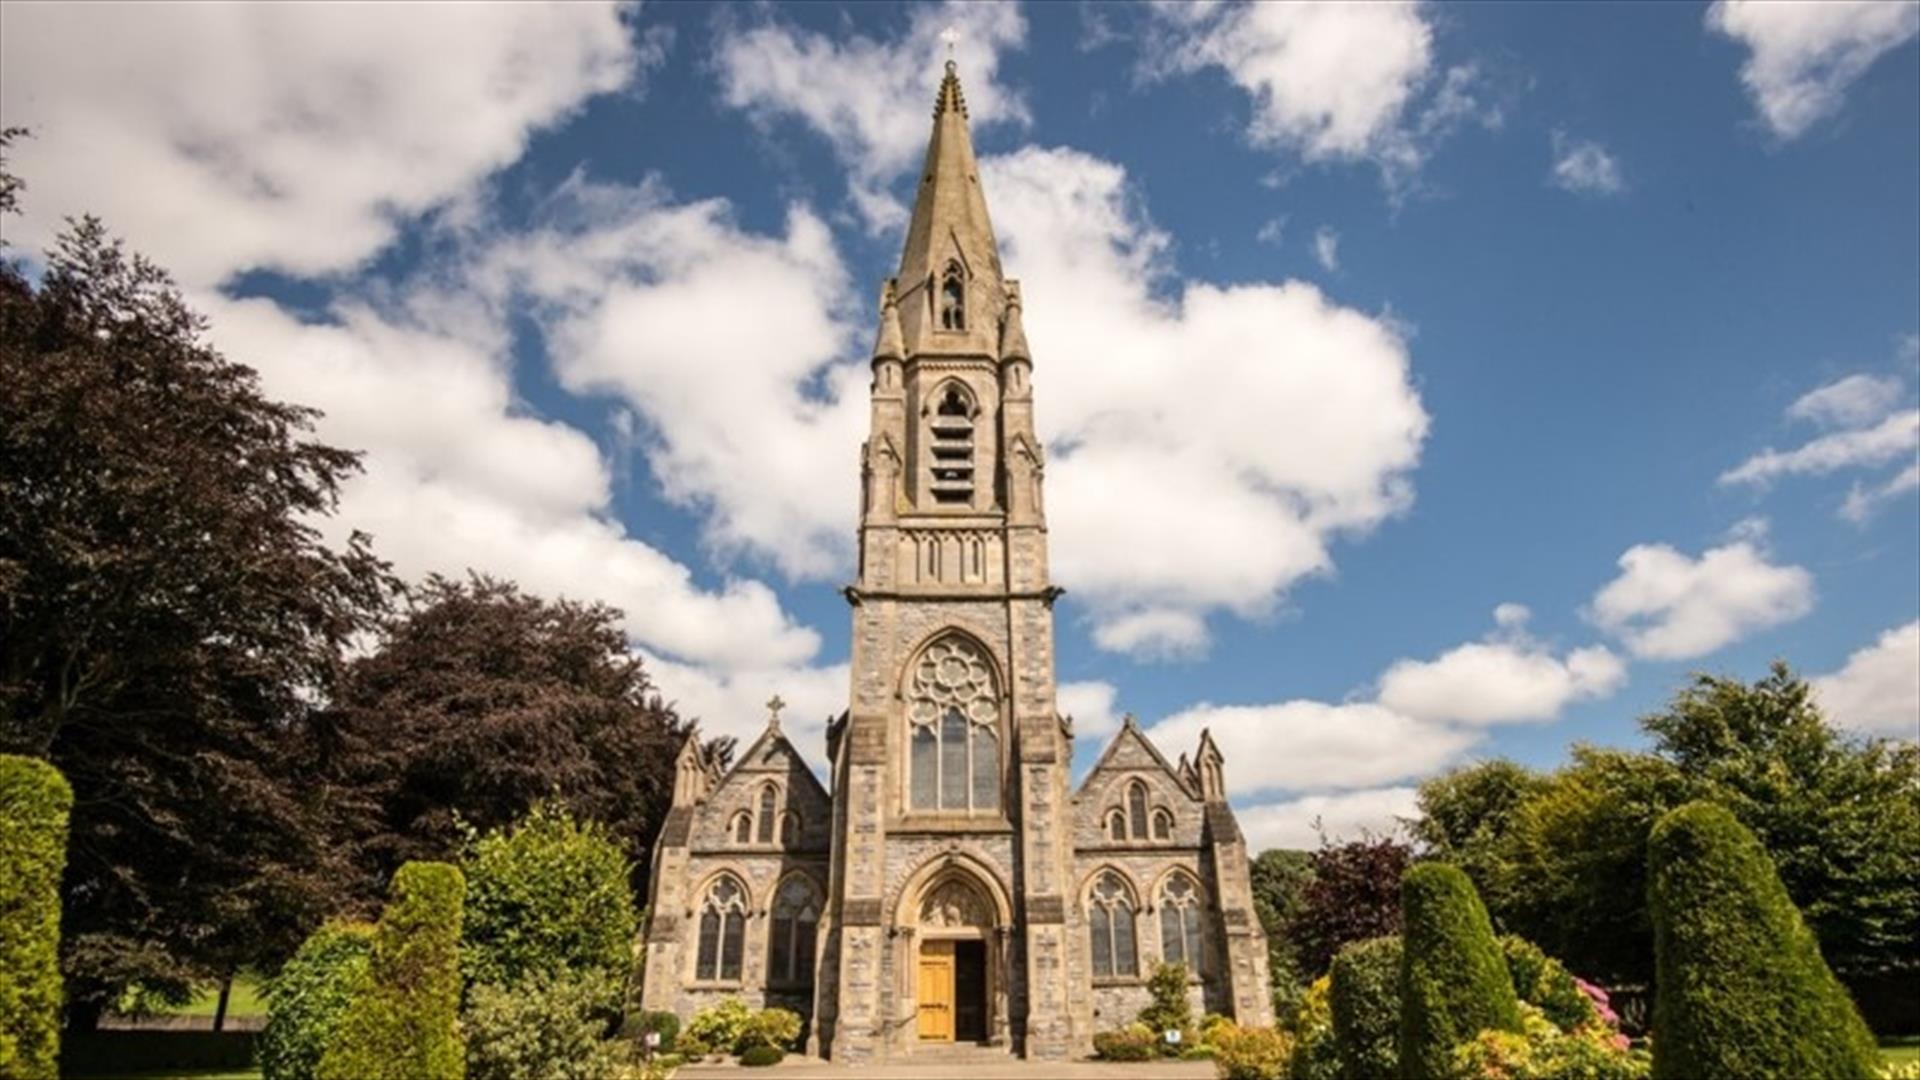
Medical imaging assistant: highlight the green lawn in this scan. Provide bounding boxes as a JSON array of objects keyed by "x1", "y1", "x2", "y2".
[
  {"x1": 168, "y1": 974, "x2": 267, "y2": 1019},
  {"x1": 1884, "y1": 1036, "x2": 1920, "y2": 1066}
]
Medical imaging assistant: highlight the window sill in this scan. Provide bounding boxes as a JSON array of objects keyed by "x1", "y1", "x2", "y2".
[
  {"x1": 1091, "y1": 975, "x2": 1146, "y2": 988},
  {"x1": 688, "y1": 980, "x2": 744, "y2": 991},
  {"x1": 894, "y1": 814, "x2": 1015, "y2": 835}
]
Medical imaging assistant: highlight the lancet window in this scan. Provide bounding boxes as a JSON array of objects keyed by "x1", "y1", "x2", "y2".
[
  {"x1": 1088, "y1": 871, "x2": 1139, "y2": 979},
  {"x1": 939, "y1": 260, "x2": 966, "y2": 330},
  {"x1": 1153, "y1": 809, "x2": 1174, "y2": 841},
  {"x1": 695, "y1": 875, "x2": 748, "y2": 982},
  {"x1": 767, "y1": 876, "x2": 820, "y2": 986},
  {"x1": 1158, "y1": 872, "x2": 1206, "y2": 975},
  {"x1": 907, "y1": 636, "x2": 1000, "y2": 813},
  {"x1": 928, "y1": 384, "x2": 975, "y2": 505},
  {"x1": 1128, "y1": 781, "x2": 1150, "y2": 839},
  {"x1": 756, "y1": 784, "x2": 777, "y2": 844}
]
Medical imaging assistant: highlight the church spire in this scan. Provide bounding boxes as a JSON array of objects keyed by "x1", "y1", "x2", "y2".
[{"x1": 892, "y1": 59, "x2": 1005, "y2": 357}]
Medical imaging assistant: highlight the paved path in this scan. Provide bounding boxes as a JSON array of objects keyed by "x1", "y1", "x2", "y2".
[{"x1": 678, "y1": 1057, "x2": 1214, "y2": 1078}]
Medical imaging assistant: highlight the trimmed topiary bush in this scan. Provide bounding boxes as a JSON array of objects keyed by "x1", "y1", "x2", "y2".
[
  {"x1": 1093, "y1": 1024, "x2": 1158, "y2": 1061},
  {"x1": 1329, "y1": 935, "x2": 1400, "y2": 1080},
  {"x1": 461, "y1": 804, "x2": 635, "y2": 1001},
  {"x1": 1647, "y1": 801, "x2": 1879, "y2": 1080},
  {"x1": 0, "y1": 755, "x2": 72, "y2": 1080},
  {"x1": 260, "y1": 921, "x2": 375, "y2": 1080},
  {"x1": 318, "y1": 862, "x2": 466, "y2": 1080},
  {"x1": 736, "y1": 1007, "x2": 802, "y2": 1053},
  {"x1": 1398, "y1": 862, "x2": 1521, "y2": 1080},
  {"x1": 464, "y1": 970, "x2": 624, "y2": 1080},
  {"x1": 1500, "y1": 936, "x2": 1599, "y2": 1035}
]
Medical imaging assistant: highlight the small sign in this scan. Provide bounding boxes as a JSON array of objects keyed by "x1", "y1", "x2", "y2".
[
  {"x1": 1164, "y1": 1029, "x2": 1182, "y2": 1045},
  {"x1": 644, "y1": 1031, "x2": 662, "y2": 1049}
]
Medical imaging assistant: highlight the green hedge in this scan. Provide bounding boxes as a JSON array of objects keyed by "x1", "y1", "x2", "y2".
[
  {"x1": 0, "y1": 755, "x2": 73, "y2": 1080},
  {"x1": 319, "y1": 862, "x2": 466, "y2": 1080},
  {"x1": 1329, "y1": 935, "x2": 1400, "y2": 1080},
  {"x1": 1397, "y1": 862, "x2": 1520, "y2": 1079},
  {"x1": 1648, "y1": 801, "x2": 1879, "y2": 1080},
  {"x1": 1500, "y1": 935, "x2": 1598, "y2": 1034},
  {"x1": 260, "y1": 921, "x2": 375, "y2": 1080}
]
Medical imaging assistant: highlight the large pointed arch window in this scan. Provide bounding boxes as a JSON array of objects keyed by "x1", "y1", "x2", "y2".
[
  {"x1": 1159, "y1": 872, "x2": 1206, "y2": 975},
  {"x1": 695, "y1": 875, "x2": 748, "y2": 982},
  {"x1": 767, "y1": 876, "x2": 821, "y2": 987},
  {"x1": 907, "y1": 636, "x2": 999, "y2": 813},
  {"x1": 1088, "y1": 871, "x2": 1138, "y2": 979}
]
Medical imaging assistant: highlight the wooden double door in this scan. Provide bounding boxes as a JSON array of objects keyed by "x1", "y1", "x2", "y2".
[{"x1": 916, "y1": 939, "x2": 987, "y2": 1043}]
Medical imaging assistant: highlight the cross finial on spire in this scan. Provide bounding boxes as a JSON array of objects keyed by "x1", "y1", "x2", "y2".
[
  {"x1": 765, "y1": 694, "x2": 786, "y2": 728},
  {"x1": 940, "y1": 25, "x2": 960, "y2": 59}
]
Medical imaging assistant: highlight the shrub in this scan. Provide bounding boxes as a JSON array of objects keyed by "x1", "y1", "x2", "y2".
[
  {"x1": 464, "y1": 970, "x2": 625, "y2": 1080},
  {"x1": 462, "y1": 804, "x2": 635, "y2": 1004},
  {"x1": 1452, "y1": 1002, "x2": 1650, "y2": 1080},
  {"x1": 1287, "y1": 976, "x2": 1338, "y2": 1080},
  {"x1": 1093, "y1": 1024, "x2": 1159, "y2": 1061},
  {"x1": 737, "y1": 1007, "x2": 802, "y2": 1053},
  {"x1": 0, "y1": 756, "x2": 72, "y2": 1080},
  {"x1": 1500, "y1": 936, "x2": 1600, "y2": 1035},
  {"x1": 1330, "y1": 935, "x2": 1400, "y2": 1080},
  {"x1": 627, "y1": 1009, "x2": 679, "y2": 1054},
  {"x1": 1398, "y1": 862, "x2": 1521, "y2": 1080},
  {"x1": 1213, "y1": 1025, "x2": 1293, "y2": 1080},
  {"x1": 681, "y1": 997, "x2": 751, "y2": 1057},
  {"x1": 1648, "y1": 801, "x2": 1879, "y2": 1080},
  {"x1": 1139, "y1": 961, "x2": 1194, "y2": 1052},
  {"x1": 739, "y1": 1045, "x2": 785, "y2": 1067},
  {"x1": 260, "y1": 922, "x2": 375, "y2": 1080},
  {"x1": 318, "y1": 862, "x2": 467, "y2": 1080}
]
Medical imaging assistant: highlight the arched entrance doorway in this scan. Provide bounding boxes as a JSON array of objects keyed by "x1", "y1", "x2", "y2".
[{"x1": 895, "y1": 860, "x2": 1011, "y2": 1050}]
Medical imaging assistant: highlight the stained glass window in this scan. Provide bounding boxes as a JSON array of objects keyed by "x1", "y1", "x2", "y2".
[
  {"x1": 1159, "y1": 873, "x2": 1205, "y2": 975},
  {"x1": 696, "y1": 876, "x2": 748, "y2": 981},
  {"x1": 1088, "y1": 871, "x2": 1138, "y2": 978},
  {"x1": 768, "y1": 877, "x2": 821, "y2": 986},
  {"x1": 907, "y1": 637, "x2": 1000, "y2": 813}
]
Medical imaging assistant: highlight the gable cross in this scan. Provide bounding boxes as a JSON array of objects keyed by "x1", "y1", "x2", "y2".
[
  {"x1": 766, "y1": 694, "x2": 787, "y2": 728},
  {"x1": 940, "y1": 26, "x2": 960, "y2": 58}
]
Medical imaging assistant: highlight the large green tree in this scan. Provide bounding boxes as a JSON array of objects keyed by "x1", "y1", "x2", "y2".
[
  {"x1": 308, "y1": 576, "x2": 710, "y2": 906},
  {"x1": 1, "y1": 140, "x2": 399, "y2": 1020}
]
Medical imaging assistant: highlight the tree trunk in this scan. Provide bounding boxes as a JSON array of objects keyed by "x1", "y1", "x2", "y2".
[{"x1": 212, "y1": 975, "x2": 232, "y2": 1033}]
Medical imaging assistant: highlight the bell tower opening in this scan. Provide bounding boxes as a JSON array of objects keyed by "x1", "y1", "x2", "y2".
[{"x1": 928, "y1": 384, "x2": 975, "y2": 505}]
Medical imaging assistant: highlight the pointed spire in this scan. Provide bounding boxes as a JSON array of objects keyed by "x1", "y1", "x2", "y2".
[
  {"x1": 999, "y1": 285, "x2": 1030, "y2": 363},
  {"x1": 935, "y1": 59, "x2": 968, "y2": 119},
  {"x1": 894, "y1": 59, "x2": 1005, "y2": 357},
  {"x1": 872, "y1": 280, "x2": 904, "y2": 361}
]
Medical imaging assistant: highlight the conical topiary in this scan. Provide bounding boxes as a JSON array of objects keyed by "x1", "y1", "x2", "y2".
[
  {"x1": 318, "y1": 861, "x2": 466, "y2": 1080},
  {"x1": 1397, "y1": 862, "x2": 1521, "y2": 1079},
  {"x1": 1648, "y1": 800, "x2": 1879, "y2": 1080}
]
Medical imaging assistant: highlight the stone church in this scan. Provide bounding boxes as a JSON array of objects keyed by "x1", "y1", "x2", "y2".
[{"x1": 639, "y1": 63, "x2": 1274, "y2": 1062}]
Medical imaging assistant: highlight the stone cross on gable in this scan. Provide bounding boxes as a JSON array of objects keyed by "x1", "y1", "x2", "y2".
[{"x1": 765, "y1": 694, "x2": 786, "y2": 729}]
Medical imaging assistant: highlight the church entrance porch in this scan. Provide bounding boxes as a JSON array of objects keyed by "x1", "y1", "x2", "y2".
[{"x1": 916, "y1": 939, "x2": 988, "y2": 1043}]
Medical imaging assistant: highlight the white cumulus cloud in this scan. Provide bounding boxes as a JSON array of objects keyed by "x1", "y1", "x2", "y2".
[
  {"x1": 1313, "y1": 225, "x2": 1341, "y2": 272},
  {"x1": 1146, "y1": 701, "x2": 1478, "y2": 798},
  {"x1": 1377, "y1": 606, "x2": 1626, "y2": 725},
  {"x1": 714, "y1": 1, "x2": 1029, "y2": 232},
  {"x1": 1722, "y1": 409, "x2": 1918, "y2": 486},
  {"x1": 1141, "y1": 1, "x2": 1495, "y2": 193},
  {"x1": 1787, "y1": 372, "x2": 1905, "y2": 428},
  {"x1": 1588, "y1": 538, "x2": 1814, "y2": 660},
  {"x1": 1549, "y1": 131, "x2": 1625, "y2": 196},
  {"x1": 0, "y1": 1, "x2": 646, "y2": 286},
  {"x1": 1237, "y1": 786, "x2": 1421, "y2": 852},
  {"x1": 1706, "y1": 0, "x2": 1920, "y2": 140},
  {"x1": 1842, "y1": 462, "x2": 1920, "y2": 524},
  {"x1": 1813, "y1": 622, "x2": 1920, "y2": 739},
  {"x1": 1058, "y1": 680, "x2": 1124, "y2": 742}
]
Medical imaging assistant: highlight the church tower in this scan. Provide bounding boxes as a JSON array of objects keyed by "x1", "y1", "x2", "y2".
[{"x1": 818, "y1": 59, "x2": 1076, "y2": 1062}]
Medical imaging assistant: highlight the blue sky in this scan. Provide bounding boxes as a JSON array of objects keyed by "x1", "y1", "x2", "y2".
[{"x1": 4, "y1": 1, "x2": 1916, "y2": 849}]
